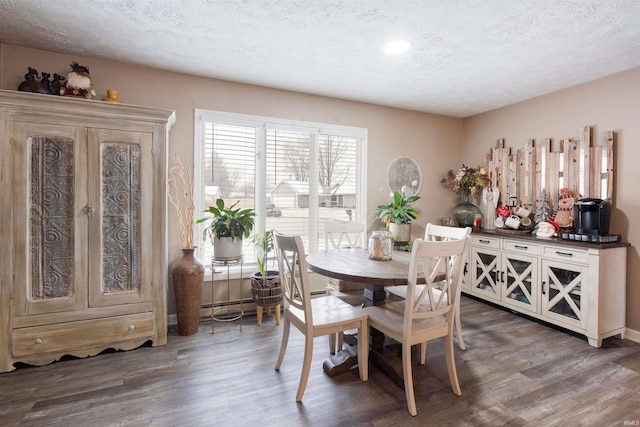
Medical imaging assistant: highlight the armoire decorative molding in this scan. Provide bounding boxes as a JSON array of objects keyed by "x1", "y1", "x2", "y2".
[{"x1": 0, "y1": 90, "x2": 175, "y2": 372}]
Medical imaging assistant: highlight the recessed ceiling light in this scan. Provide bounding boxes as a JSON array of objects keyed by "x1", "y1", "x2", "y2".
[{"x1": 384, "y1": 39, "x2": 412, "y2": 54}]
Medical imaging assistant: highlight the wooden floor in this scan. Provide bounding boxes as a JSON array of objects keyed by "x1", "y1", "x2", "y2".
[{"x1": 2, "y1": 296, "x2": 640, "y2": 427}]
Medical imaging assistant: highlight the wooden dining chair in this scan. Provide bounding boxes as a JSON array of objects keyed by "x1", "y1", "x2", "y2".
[
  {"x1": 323, "y1": 221, "x2": 367, "y2": 302},
  {"x1": 323, "y1": 221, "x2": 367, "y2": 352},
  {"x1": 272, "y1": 231, "x2": 369, "y2": 401},
  {"x1": 386, "y1": 223, "x2": 471, "y2": 350},
  {"x1": 364, "y1": 237, "x2": 468, "y2": 416}
]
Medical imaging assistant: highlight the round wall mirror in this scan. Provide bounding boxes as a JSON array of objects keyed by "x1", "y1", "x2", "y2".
[{"x1": 387, "y1": 157, "x2": 422, "y2": 196}]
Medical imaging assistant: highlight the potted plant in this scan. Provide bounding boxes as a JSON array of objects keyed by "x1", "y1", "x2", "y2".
[
  {"x1": 250, "y1": 231, "x2": 282, "y2": 325},
  {"x1": 196, "y1": 198, "x2": 255, "y2": 260},
  {"x1": 372, "y1": 181, "x2": 420, "y2": 243}
]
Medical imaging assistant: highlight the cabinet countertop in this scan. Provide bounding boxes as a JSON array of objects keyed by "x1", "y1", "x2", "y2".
[{"x1": 471, "y1": 229, "x2": 630, "y2": 250}]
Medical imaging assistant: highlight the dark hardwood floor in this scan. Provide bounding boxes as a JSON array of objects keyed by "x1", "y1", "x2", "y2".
[{"x1": 2, "y1": 296, "x2": 640, "y2": 427}]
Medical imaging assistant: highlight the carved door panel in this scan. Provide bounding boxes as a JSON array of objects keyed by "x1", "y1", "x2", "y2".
[
  {"x1": 87, "y1": 128, "x2": 153, "y2": 308},
  {"x1": 12, "y1": 124, "x2": 153, "y2": 316},
  {"x1": 12, "y1": 123, "x2": 89, "y2": 316}
]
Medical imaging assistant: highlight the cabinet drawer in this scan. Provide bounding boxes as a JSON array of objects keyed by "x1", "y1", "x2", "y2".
[
  {"x1": 12, "y1": 313, "x2": 154, "y2": 357},
  {"x1": 471, "y1": 235, "x2": 500, "y2": 249},
  {"x1": 503, "y1": 239, "x2": 540, "y2": 255},
  {"x1": 542, "y1": 246, "x2": 588, "y2": 264}
]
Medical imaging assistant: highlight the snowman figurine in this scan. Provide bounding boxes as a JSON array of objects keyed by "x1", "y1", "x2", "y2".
[{"x1": 553, "y1": 188, "x2": 575, "y2": 229}]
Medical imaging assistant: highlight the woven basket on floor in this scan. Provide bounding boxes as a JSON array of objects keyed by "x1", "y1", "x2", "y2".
[{"x1": 250, "y1": 273, "x2": 282, "y2": 307}]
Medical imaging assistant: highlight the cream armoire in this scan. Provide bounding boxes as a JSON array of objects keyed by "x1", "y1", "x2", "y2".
[{"x1": 0, "y1": 90, "x2": 175, "y2": 372}]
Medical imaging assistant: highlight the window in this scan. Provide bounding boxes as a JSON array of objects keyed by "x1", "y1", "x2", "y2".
[{"x1": 194, "y1": 109, "x2": 367, "y2": 271}]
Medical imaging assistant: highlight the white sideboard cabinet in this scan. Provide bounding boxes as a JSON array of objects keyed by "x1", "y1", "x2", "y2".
[
  {"x1": 0, "y1": 90, "x2": 175, "y2": 372},
  {"x1": 465, "y1": 231, "x2": 628, "y2": 348}
]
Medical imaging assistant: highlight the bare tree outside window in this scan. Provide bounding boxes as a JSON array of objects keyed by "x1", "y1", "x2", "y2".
[
  {"x1": 284, "y1": 139, "x2": 310, "y2": 182},
  {"x1": 319, "y1": 135, "x2": 352, "y2": 206},
  {"x1": 211, "y1": 151, "x2": 239, "y2": 198}
]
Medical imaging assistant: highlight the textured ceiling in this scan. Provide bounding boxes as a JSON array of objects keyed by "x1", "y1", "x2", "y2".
[{"x1": 1, "y1": 0, "x2": 639, "y2": 117}]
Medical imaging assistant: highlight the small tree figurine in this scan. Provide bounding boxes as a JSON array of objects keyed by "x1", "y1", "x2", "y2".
[{"x1": 535, "y1": 188, "x2": 552, "y2": 224}]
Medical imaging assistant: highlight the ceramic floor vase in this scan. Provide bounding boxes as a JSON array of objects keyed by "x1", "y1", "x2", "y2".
[{"x1": 172, "y1": 248, "x2": 204, "y2": 336}]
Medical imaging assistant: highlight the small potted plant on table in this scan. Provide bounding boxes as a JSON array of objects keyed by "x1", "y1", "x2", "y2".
[
  {"x1": 250, "y1": 231, "x2": 282, "y2": 326},
  {"x1": 372, "y1": 182, "x2": 420, "y2": 244}
]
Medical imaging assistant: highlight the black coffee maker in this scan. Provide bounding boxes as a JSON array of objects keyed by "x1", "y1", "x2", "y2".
[{"x1": 573, "y1": 198, "x2": 611, "y2": 236}]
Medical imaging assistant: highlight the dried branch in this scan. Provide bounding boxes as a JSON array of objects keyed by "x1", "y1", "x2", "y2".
[{"x1": 167, "y1": 154, "x2": 195, "y2": 249}]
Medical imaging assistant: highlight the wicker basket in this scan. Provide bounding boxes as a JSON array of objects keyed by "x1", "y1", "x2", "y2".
[{"x1": 250, "y1": 273, "x2": 282, "y2": 307}]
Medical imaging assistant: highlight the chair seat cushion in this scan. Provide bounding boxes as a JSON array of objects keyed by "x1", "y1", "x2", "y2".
[
  {"x1": 288, "y1": 295, "x2": 367, "y2": 329},
  {"x1": 363, "y1": 301, "x2": 448, "y2": 342}
]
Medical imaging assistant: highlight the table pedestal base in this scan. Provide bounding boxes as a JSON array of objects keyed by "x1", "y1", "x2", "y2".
[
  {"x1": 323, "y1": 345, "x2": 358, "y2": 376},
  {"x1": 322, "y1": 284, "x2": 408, "y2": 389}
]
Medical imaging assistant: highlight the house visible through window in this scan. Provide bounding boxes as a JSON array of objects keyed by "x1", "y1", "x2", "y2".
[{"x1": 194, "y1": 109, "x2": 367, "y2": 271}]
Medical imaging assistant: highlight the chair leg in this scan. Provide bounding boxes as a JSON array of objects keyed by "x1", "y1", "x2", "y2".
[
  {"x1": 356, "y1": 321, "x2": 368, "y2": 381},
  {"x1": 444, "y1": 334, "x2": 461, "y2": 396},
  {"x1": 419, "y1": 342, "x2": 427, "y2": 365},
  {"x1": 337, "y1": 332, "x2": 344, "y2": 351},
  {"x1": 296, "y1": 334, "x2": 314, "y2": 401},
  {"x1": 403, "y1": 342, "x2": 417, "y2": 416},
  {"x1": 455, "y1": 299, "x2": 466, "y2": 350},
  {"x1": 275, "y1": 317, "x2": 290, "y2": 370}
]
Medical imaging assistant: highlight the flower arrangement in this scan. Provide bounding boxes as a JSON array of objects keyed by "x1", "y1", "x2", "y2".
[
  {"x1": 372, "y1": 180, "x2": 420, "y2": 227},
  {"x1": 167, "y1": 154, "x2": 195, "y2": 249},
  {"x1": 441, "y1": 164, "x2": 490, "y2": 196}
]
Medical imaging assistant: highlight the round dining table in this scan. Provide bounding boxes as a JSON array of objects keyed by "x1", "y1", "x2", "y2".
[
  {"x1": 306, "y1": 248, "x2": 413, "y2": 305},
  {"x1": 306, "y1": 248, "x2": 415, "y2": 385}
]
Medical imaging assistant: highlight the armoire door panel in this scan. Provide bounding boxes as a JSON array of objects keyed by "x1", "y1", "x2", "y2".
[
  {"x1": 87, "y1": 128, "x2": 153, "y2": 308},
  {"x1": 13, "y1": 122, "x2": 88, "y2": 317}
]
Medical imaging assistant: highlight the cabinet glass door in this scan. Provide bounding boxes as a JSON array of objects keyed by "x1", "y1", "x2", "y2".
[
  {"x1": 470, "y1": 247, "x2": 500, "y2": 301},
  {"x1": 541, "y1": 260, "x2": 584, "y2": 329},
  {"x1": 501, "y1": 253, "x2": 537, "y2": 312}
]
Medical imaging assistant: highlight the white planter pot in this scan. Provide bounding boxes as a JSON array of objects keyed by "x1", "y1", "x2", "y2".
[
  {"x1": 389, "y1": 223, "x2": 411, "y2": 243},
  {"x1": 213, "y1": 236, "x2": 243, "y2": 260}
]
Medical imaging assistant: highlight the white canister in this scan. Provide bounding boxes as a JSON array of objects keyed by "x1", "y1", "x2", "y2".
[{"x1": 368, "y1": 231, "x2": 392, "y2": 260}]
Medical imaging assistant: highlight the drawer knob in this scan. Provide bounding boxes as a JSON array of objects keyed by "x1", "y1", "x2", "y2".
[
  {"x1": 128, "y1": 325, "x2": 135, "y2": 331},
  {"x1": 35, "y1": 338, "x2": 43, "y2": 344}
]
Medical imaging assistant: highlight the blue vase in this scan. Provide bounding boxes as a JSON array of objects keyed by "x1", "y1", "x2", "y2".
[{"x1": 451, "y1": 192, "x2": 481, "y2": 228}]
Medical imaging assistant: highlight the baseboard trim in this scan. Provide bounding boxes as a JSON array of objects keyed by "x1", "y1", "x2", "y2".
[
  {"x1": 167, "y1": 290, "x2": 327, "y2": 326},
  {"x1": 625, "y1": 327, "x2": 640, "y2": 344}
]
